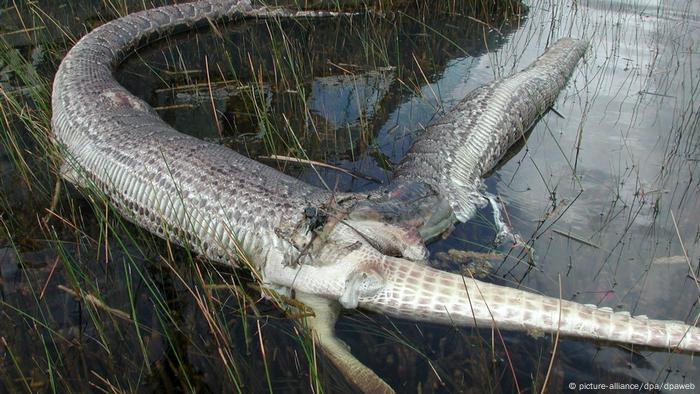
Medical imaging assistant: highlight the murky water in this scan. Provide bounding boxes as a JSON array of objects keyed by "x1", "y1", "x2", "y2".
[{"x1": 1, "y1": 0, "x2": 699, "y2": 392}]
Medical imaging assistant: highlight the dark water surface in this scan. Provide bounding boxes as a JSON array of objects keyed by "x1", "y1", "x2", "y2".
[{"x1": 1, "y1": 0, "x2": 699, "y2": 392}]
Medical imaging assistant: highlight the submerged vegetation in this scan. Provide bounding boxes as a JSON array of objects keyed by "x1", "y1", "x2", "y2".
[{"x1": 1, "y1": 0, "x2": 699, "y2": 393}]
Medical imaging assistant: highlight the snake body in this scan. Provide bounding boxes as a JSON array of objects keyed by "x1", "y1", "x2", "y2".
[
  {"x1": 351, "y1": 38, "x2": 588, "y2": 239},
  {"x1": 52, "y1": 1, "x2": 344, "y2": 290},
  {"x1": 52, "y1": 1, "x2": 700, "y2": 392},
  {"x1": 395, "y1": 38, "x2": 587, "y2": 221}
]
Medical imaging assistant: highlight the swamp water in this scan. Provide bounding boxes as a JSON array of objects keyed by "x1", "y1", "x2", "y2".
[{"x1": 1, "y1": 0, "x2": 699, "y2": 392}]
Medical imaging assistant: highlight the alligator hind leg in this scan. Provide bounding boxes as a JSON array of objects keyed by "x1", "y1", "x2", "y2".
[
  {"x1": 485, "y1": 193, "x2": 534, "y2": 263},
  {"x1": 295, "y1": 292, "x2": 395, "y2": 394}
]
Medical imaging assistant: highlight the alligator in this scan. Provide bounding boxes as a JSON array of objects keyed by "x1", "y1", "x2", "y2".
[{"x1": 50, "y1": 1, "x2": 700, "y2": 392}]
